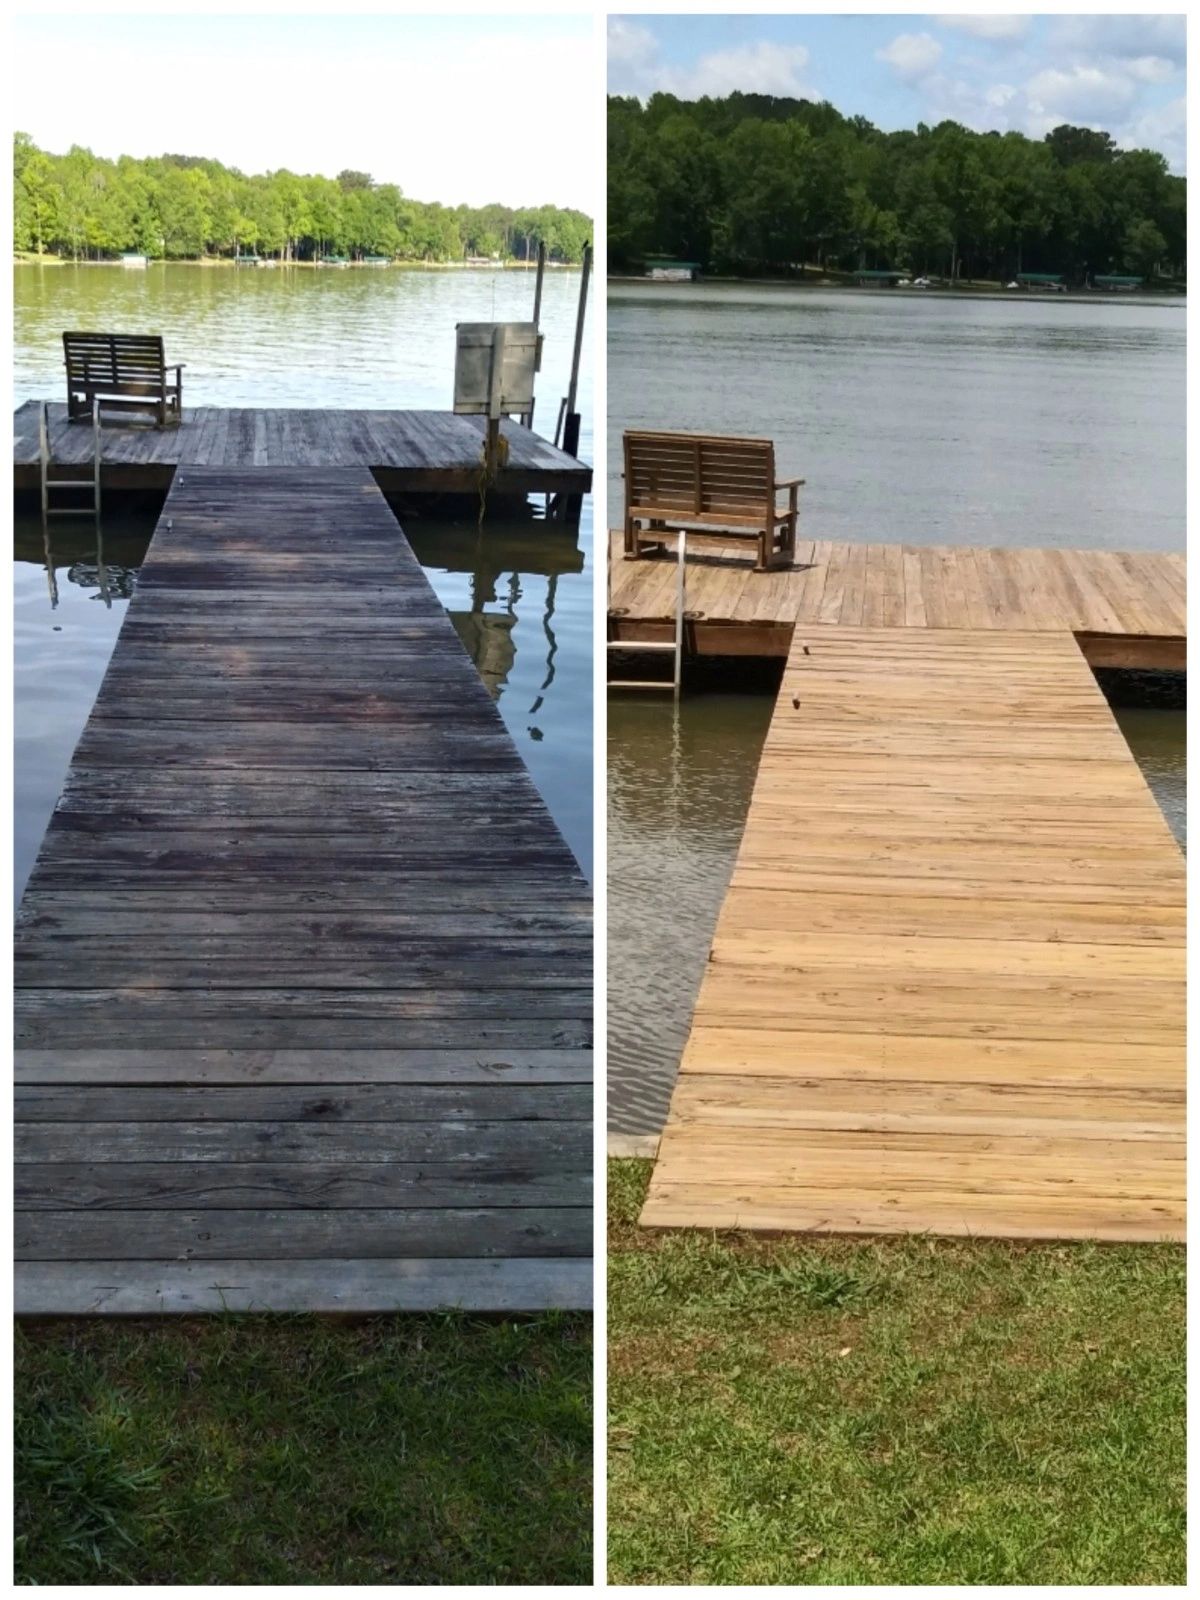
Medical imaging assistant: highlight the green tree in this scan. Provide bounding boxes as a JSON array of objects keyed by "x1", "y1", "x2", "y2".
[
  {"x1": 1123, "y1": 218, "x2": 1167, "y2": 277},
  {"x1": 606, "y1": 93, "x2": 1184, "y2": 283}
]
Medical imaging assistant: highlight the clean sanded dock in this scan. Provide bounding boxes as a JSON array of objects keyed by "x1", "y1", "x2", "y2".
[
  {"x1": 631, "y1": 542, "x2": 1184, "y2": 1242},
  {"x1": 15, "y1": 400, "x2": 592, "y2": 498},
  {"x1": 608, "y1": 535, "x2": 1185, "y2": 668},
  {"x1": 16, "y1": 465, "x2": 592, "y2": 1313}
]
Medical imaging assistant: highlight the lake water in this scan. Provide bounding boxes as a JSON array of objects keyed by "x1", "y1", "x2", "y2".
[
  {"x1": 13, "y1": 263, "x2": 593, "y2": 899},
  {"x1": 608, "y1": 282, "x2": 1184, "y2": 551},
  {"x1": 608, "y1": 284, "x2": 1185, "y2": 1134}
]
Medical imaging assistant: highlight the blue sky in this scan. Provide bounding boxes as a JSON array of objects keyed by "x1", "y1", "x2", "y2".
[
  {"x1": 12, "y1": 14, "x2": 594, "y2": 208},
  {"x1": 609, "y1": 14, "x2": 1186, "y2": 171}
]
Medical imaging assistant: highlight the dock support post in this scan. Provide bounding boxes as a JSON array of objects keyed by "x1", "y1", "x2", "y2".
[
  {"x1": 483, "y1": 325, "x2": 506, "y2": 484},
  {"x1": 552, "y1": 243, "x2": 591, "y2": 524},
  {"x1": 523, "y1": 242, "x2": 547, "y2": 430}
]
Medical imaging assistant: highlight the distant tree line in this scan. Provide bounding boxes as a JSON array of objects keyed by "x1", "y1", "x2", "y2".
[
  {"x1": 13, "y1": 135, "x2": 591, "y2": 264},
  {"x1": 609, "y1": 93, "x2": 1185, "y2": 283}
]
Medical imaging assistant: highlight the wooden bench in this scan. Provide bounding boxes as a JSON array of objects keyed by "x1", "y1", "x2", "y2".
[
  {"x1": 63, "y1": 332, "x2": 184, "y2": 427},
  {"x1": 624, "y1": 430, "x2": 803, "y2": 572}
]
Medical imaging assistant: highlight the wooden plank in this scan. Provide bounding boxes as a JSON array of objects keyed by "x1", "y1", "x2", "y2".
[
  {"x1": 15, "y1": 1048, "x2": 592, "y2": 1085},
  {"x1": 18, "y1": 1162, "x2": 590, "y2": 1211},
  {"x1": 17, "y1": 1208, "x2": 590, "y2": 1261},
  {"x1": 14, "y1": 1259, "x2": 593, "y2": 1315}
]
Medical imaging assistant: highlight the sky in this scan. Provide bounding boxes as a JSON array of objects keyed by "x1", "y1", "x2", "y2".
[
  {"x1": 11, "y1": 13, "x2": 595, "y2": 210},
  {"x1": 609, "y1": 13, "x2": 1187, "y2": 172}
]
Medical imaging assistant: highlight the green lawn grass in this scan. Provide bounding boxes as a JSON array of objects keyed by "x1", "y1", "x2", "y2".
[
  {"x1": 16, "y1": 1312, "x2": 591, "y2": 1585},
  {"x1": 608, "y1": 1159, "x2": 1184, "y2": 1586}
]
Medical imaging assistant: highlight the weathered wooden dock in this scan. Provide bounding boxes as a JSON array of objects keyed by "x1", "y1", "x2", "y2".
[
  {"x1": 608, "y1": 535, "x2": 1185, "y2": 669},
  {"x1": 624, "y1": 539, "x2": 1184, "y2": 1242},
  {"x1": 15, "y1": 464, "x2": 592, "y2": 1313},
  {"x1": 15, "y1": 401, "x2": 592, "y2": 498}
]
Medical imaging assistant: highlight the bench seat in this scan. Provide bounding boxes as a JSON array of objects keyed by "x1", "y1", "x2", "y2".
[
  {"x1": 624, "y1": 430, "x2": 802, "y2": 571},
  {"x1": 63, "y1": 332, "x2": 184, "y2": 428}
]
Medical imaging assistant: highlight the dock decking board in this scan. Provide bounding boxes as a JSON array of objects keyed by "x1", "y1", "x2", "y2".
[
  {"x1": 608, "y1": 534, "x2": 1184, "y2": 667},
  {"x1": 14, "y1": 401, "x2": 592, "y2": 496},
  {"x1": 640, "y1": 624, "x2": 1184, "y2": 1242},
  {"x1": 15, "y1": 465, "x2": 592, "y2": 1313}
]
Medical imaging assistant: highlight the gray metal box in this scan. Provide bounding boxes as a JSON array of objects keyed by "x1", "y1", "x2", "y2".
[{"x1": 453, "y1": 322, "x2": 541, "y2": 417}]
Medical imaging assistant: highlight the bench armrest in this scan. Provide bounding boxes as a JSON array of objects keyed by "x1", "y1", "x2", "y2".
[{"x1": 775, "y1": 477, "x2": 805, "y2": 490}]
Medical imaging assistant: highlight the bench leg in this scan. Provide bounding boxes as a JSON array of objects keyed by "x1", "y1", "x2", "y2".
[
  {"x1": 780, "y1": 514, "x2": 796, "y2": 567},
  {"x1": 624, "y1": 514, "x2": 638, "y2": 560}
]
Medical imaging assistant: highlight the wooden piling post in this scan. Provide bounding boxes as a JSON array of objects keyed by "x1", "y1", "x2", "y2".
[
  {"x1": 553, "y1": 244, "x2": 591, "y2": 523},
  {"x1": 524, "y1": 243, "x2": 547, "y2": 430}
]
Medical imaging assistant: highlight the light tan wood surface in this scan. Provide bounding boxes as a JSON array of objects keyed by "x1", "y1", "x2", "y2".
[
  {"x1": 640, "y1": 625, "x2": 1184, "y2": 1241},
  {"x1": 608, "y1": 534, "x2": 1184, "y2": 659}
]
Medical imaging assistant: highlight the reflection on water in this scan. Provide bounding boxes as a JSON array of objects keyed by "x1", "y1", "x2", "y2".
[
  {"x1": 14, "y1": 507, "x2": 157, "y2": 904},
  {"x1": 403, "y1": 513, "x2": 591, "y2": 875},
  {"x1": 607, "y1": 693, "x2": 773, "y2": 1134},
  {"x1": 607, "y1": 687, "x2": 1185, "y2": 1136},
  {"x1": 14, "y1": 503, "x2": 591, "y2": 904},
  {"x1": 1114, "y1": 707, "x2": 1187, "y2": 851}
]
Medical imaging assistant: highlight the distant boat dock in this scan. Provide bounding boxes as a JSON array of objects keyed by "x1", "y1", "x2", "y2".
[{"x1": 612, "y1": 535, "x2": 1184, "y2": 1242}]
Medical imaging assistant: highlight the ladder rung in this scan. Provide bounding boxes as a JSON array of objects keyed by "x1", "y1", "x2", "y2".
[
  {"x1": 47, "y1": 479, "x2": 95, "y2": 489},
  {"x1": 608, "y1": 679, "x2": 675, "y2": 691},
  {"x1": 606, "y1": 639, "x2": 676, "y2": 652},
  {"x1": 45, "y1": 508, "x2": 98, "y2": 517}
]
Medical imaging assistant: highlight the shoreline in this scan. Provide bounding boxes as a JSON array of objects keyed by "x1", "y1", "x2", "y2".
[
  {"x1": 608, "y1": 273, "x2": 1185, "y2": 305},
  {"x1": 13, "y1": 255, "x2": 581, "y2": 271}
]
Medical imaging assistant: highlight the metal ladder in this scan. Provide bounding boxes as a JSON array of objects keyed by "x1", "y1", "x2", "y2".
[
  {"x1": 607, "y1": 531, "x2": 687, "y2": 699},
  {"x1": 40, "y1": 399, "x2": 101, "y2": 529}
]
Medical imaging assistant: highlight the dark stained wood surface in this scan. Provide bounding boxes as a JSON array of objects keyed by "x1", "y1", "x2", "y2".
[
  {"x1": 15, "y1": 465, "x2": 592, "y2": 1313},
  {"x1": 13, "y1": 401, "x2": 591, "y2": 495}
]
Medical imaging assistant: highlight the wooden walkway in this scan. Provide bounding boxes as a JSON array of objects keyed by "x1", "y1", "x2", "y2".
[
  {"x1": 14, "y1": 402, "x2": 592, "y2": 496},
  {"x1": 641, "y1": 623, "x2": 1184, "y2": 1242},
  {"x1": 15, "y1": 465, "x2": 592, "y2": 1313},
  {"x1": 608, "y1": 535, "x2": 1185, "y2": 668}
]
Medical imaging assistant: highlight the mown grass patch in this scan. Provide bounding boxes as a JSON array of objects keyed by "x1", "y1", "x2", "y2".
[
  {"x1": 608, "y1": 1159, "x2": 1184, "y2": 1586},
  {"x1": 16, "y1": 1312, "x2": 591, "y2": 1585}
]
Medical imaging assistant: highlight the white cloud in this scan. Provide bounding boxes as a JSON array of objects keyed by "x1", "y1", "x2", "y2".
[
  {"x1": 608, "y1": 17, "x2": 656, "y2": 68},
  {"x1": 1051, "y1": 15, "x2": 1186, "y2": 68},
  {"x1": 876, "y1": 32, "x2": 943, "y2": 83},
  {"x1": 1026, "y1": 65, "x2": 1140, "y2": 124},
  {"x1": 936, "y1": 15, "x2": 1030, "y2": 42},
  {"x1": 662, "y1": 42, "x2": 813, "y2": 100},
  {"x1": 608, "y1": 22, "x2": 816, "y2": 102},
  {"x1": 1118, "y1": 94, "x2": 1186, "y2": 171},
  {"x1": 1123, "y1": 55, "x2": 1177, "y2": 85}
]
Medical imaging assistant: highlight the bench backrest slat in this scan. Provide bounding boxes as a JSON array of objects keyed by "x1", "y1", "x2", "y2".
[
  {"x1": 625, "y1": 430, "x2": 776, "y2": 517},
  {"x1": 63, "y1": 332, "x2": 166, "y2": 387}
]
